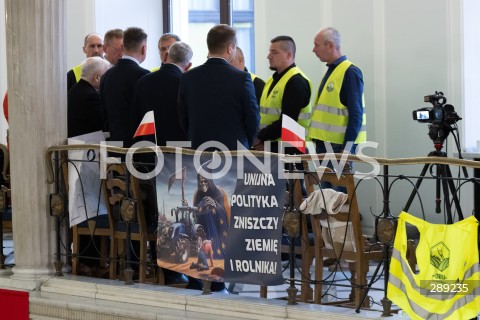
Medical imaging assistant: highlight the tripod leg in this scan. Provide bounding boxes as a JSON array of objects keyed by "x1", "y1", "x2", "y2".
[
  {"x1": 355, "y1": 253, "x2": 383, "y2": 313},
  {"x1": 440, "y1": 170, "x2": 454, "y2": 224},
  {"x1": 435, "y1": 171, "x2": 441, "y2": 213},
  {"x1": 445, "y1": 164, "x2": 464, "y2": 221},
  {"x1": 404, "y1": 163, "x2": 430, "y2": 212}
]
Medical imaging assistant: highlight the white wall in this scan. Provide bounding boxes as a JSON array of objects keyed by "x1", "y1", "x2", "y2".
[
  {"x1": 463, "y1": 0, "x2": 480, "y2": 152},
  {"x1": 94, "y1": 0, "x2": 163, "y2": 70},
  {"x1": 66, "y1": 0, "x2": 96, "y2": 70},
  {"x1": 66, "y1": 0, "x2": 163, "y2": 71}
]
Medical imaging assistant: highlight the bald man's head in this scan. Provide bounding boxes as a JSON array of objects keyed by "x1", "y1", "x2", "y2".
[
  {"x1": 83, "y1": 33, "x2": 104, "y2": 58},
  {"x1": 230, "y1": 46, "x2": 245, "y2": 71}
]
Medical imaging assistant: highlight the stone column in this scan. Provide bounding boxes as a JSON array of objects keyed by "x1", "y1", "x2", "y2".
[{"x1": 5, "y1": 0, "x2": 66, "y2": 285}]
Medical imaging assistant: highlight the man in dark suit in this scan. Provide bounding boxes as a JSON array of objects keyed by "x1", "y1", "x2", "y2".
[
  {"x1": 100, "y1": 27, "x2": 149, "y2": 148},
  {"x1": 178, "y1": 24, "x2": 259, "y2": 294},
  {"x1": 178, "y1": 24, "x2": 259, "y2": 151},
  {"x1": 68, "y1": 56, "x2": 111, "y2": 138},
  {"x1": 131, "y1": 41, "x2": 193, "y2": 285},
  {"x1": 132, "y1": 41, "x2": 193, "y2": 146},
  {"x1": 67, "y1": 57, "x2": 112, "y2": 271}
]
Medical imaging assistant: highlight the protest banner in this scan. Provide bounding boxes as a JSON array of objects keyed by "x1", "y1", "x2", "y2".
[
  {"x1": 67, "y1": 131, "x2": 107, "y2": 226},
  {"x1": 156, "y1": 152, "x2": 285, "y2": 285}
]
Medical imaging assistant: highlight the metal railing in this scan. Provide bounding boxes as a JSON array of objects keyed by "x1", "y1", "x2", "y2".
[{"x1": 39, "y1": 144, "x2": 480, "y2": 314}]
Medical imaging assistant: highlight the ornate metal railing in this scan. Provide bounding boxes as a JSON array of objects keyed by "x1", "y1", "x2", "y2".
[{"x1": 38, "y1": 144, "x2": 480, "y2": 315}]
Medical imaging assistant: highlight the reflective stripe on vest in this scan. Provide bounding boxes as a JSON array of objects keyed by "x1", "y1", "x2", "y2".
[
  {"x1": 259, "y1": 66, "x2": 312, "y2": 132},
  {"x1": 73, "y1": 64, "x2": 82, "y2": 83},
  {"x1": 308, "y1": 60, "x2": 366, "y2": 144},
  {"x1": 387, "y1": 212, "x2": 480, "y2": 320}
]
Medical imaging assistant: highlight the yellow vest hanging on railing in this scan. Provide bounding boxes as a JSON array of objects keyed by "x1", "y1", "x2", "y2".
[{"x1": 388, "y1": 211, "x2": 480, "y2": 320}]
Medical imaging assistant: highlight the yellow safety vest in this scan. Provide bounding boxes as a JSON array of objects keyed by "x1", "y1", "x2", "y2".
[
  {"x1": 259, "y1": 67, "x2": 312, "y2": 133},
  {"x1": 72, "y1": 64, "x2": 82, "y2": 83},
  {"x1": 250, "y1": 73, "x2": 258, "y2": 82},
  {"x1": 388, "y1": 212, "x2": 480, "y2": 320},
  {"x1": 308, "y1": 60, "x2": 366, "y2": 144}
]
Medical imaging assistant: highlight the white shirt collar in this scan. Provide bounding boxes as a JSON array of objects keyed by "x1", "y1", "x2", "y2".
[
  {"x1": 208, "y1": 56, "x2": 229, "y2": 63},
  {"x1": 165, "y1": 62, "x2": 183, "y2": 72},
  {"x1": 122, "y1": 55, "x2": 140, "y2": 65}
]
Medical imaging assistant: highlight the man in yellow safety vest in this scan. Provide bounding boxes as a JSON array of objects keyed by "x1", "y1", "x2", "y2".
[
  {"x1": 254, "y1": 35, "x2": 311, "y2": 154},
  {"x1": 309, "y1": 27, "x2": 366, "y2": 165},
  {"x1": 67, "y1": 33, "x2": 104, "y2": 91}
]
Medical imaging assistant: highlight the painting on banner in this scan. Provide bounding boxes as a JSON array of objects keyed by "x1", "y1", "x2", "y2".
[
  {"x1": 67, "y1": 130, "x2": 107, "y2": 226},
  {"x1": 156, "y1": 152, "x2": 286, "y2": 285}
]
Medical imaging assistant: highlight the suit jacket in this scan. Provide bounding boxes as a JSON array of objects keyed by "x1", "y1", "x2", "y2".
[
  {"x1": 67, "y1": 79, "x2": 103, "y2": 138},
  {"x1": 132, "y1": 63, "x2": 187, "y2": 146},
  {"x1": 67, "y1": 69, "x2": 77, "y2": 92},
  {"x1": 100, "y1": 58, "x2": 150, "y2": 147},
  {"x1": 253, "y1": 76, "x2": 266, "y2": 105},
  {"x1": 178, "y1": 58, "x2": 259, "y2": 150}
]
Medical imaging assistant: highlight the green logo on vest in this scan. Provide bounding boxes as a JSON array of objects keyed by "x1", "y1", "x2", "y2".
[
  {"x1": 271, "y1": 87, "x2": 279, "y2": 99},
  {"x1": 430, "y1": 242, "x2": 450, "y2": 272},
  {"x1": 326, "y1": 82, "x2": 334, "y2": 92}
]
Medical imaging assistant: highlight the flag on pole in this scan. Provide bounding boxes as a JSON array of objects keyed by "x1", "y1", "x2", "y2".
[
  {"x1": 281, "y1": 114, "x2": 306, "y2": 153},
  {"x1": 133, "y1": 111, "x2": 156, "y2": 138}
]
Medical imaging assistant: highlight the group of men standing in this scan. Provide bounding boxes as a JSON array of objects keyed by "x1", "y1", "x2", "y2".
[
  {"x1": 65, "y1": 24, "x2": 366, "y2": 292},
  {"x1": 67, "y1": 24, "x2": 366, "y2": 158}
]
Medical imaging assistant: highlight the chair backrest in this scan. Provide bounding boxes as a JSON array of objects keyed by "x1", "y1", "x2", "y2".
[
  {"x1": 304, "y1": 167, "x2": 365, "y2": 255},
  {"x1": 0, "y1": 144, "x2": 9, "y2": 187},
  {"x1": 0, "y1": 144, "x2": 11, "y2": 221},
  {"x1": 103, "y1": 164, "x2": 148, "y2": 234}
]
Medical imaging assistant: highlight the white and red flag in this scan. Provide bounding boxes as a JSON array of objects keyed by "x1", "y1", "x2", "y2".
[
  {"x1": 133, "y1": 111, "x2": 156, "y2": 138},
  {"x1": 281, "y1": 114, "x2": 306, "y2": 153}
]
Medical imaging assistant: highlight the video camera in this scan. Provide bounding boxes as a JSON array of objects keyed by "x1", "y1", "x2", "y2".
[
  {"x1": 412, "y1": 91, "x2": 462, "y2": 148},
  {"x1": 412, "y1": 91, "x2": 461, "y2": 125}
]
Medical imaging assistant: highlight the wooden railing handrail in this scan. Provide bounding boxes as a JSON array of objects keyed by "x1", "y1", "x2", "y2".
[{"x1": 45, "y1": 144, "x2": 480, "y2": 184}]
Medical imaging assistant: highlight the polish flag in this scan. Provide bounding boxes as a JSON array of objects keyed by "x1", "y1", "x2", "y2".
[
  {"x1": 281, "y1": 114, "x2": 306, "y2": 153},
  {"x1": 133, "y1": 111, "x2": 156, "y2": 138}
]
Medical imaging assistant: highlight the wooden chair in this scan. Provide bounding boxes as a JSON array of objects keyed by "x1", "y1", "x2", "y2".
[
  {"x1": 260, "y1": 176, "x2": 315, "y2": 302},
  {"x1": 303, "y1": 167, "x2": 383, "y2": 307},
  {"x1": 0, "y1": 144, "x2": 11, "y2": 230},
  {"x1": 0, "y1": 144, "x2": 9, "y2": 186},
  {"x1": 62, "y1": 151, "x2": 115, "y2": 278},
  {"x1": 0, "y1": 144, "x2": 11, "y2": 269},
  {"x1": 104, "y1": 163, "x2": 159, "y2": 283}
]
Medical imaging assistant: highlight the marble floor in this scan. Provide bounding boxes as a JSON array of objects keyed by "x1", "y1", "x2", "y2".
[
  {"x1": 1, "y1": 234, "x2": 405, "y2": 319},
  {"x1": 2, "y1": 237, "x2": 387, "y2": 309},
  {"x1": 230, "y1": 258, "x2": 390, "y2": 312}
]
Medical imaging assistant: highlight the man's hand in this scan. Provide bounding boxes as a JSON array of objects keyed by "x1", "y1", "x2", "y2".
[{"x1": 253, "y1": 137, "x2": 264, "y2": 151}]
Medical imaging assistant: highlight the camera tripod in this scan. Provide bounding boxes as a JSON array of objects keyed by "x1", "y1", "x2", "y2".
[
  {"x1": 404, "y1": 145, "x2": 463, "y2": 223},
  {"x1": 355, "y1": 145, "x2": 464, "y2": 314}
]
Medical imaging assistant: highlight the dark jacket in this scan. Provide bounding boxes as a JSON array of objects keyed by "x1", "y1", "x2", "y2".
[
  {"x1": 100, "y1": 58, "x2": 150, "y2": 147},
  {"x1": 132, "y1": 63, "x2": 187, "y2": 146},
  {"x1": 178, "y1": 58, "x2": 259, "y2": 150},
  {"x1": 67, "y1": 79, "x2": 103, "y2": 138},
  {"x1": 67, "y1": 69, "x2": 77, "y2": 92}
]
